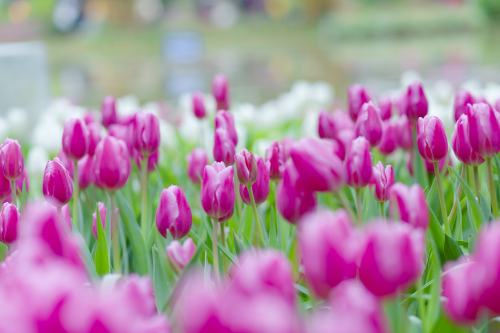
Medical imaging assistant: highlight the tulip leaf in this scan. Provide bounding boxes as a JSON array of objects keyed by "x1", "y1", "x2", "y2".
[
  {"x1": 443, "y1": 235, "x2": 463, "y2": 262},
  {"x1": 431, "y1": 310, "x2": 468, "y2": 333},
  {"x1": 151, "y1": 244, "x2": 169, "y2": 311},
  {"x1": 448, "y1": 167, "x2": 484, "y2": 230},
  {"x1": 93, "y1": 208, "x2": 110, "y2": 276}
]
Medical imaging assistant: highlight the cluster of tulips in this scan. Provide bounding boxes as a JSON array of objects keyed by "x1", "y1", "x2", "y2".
[{"x1": 0, "y1": 73, "x2": 499, "y2": 333}]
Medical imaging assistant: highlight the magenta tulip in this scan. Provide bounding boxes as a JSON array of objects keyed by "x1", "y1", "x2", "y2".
[
  {"x1": 265, "y1": 140, "x2": 289, "y2": 179},
  {"x1": 0, "y1": 172, "x2": 11, "y2": 202},
  {"x1": 452, "y1": 114, "x2": 484, "y2": 165},
  {"x1": 389, "y1": 183, "x2": 429, "y2": 230},
  {"x1": 395, "y1": 115, "x2": 413, "y2": 150},
  {"x1": 91, "y1": 202, "x2": 107, "y2": 238},
  {"x1": 42, "y1": 158, "x2": 73, "y2": 206},
  {"x1": 101, "y1": 95, "x2": 118, "y2": 127},
  {"x1": 348, "y1": 84, "x2": 371, "y2": 121},
  {"x1": 108, "y1": 123, "x2": 136, "y2": 154},
  {"x1": 0, "y1": 202, "x2": 19, "y2": 244},
  {"x1": 156, "y1": 185, "x2": 192, "y2": 239},
  {"x1": 346, "y1": 137, "x2": 373, "y2": 188},
  {"x1": 213, "y1": 128, "x2": 235, "y2": 166},
  {"x1": 167, "y1": 237, "x2": 196, "y2": 270},
  {"x1": 355, "y1": 102, "x2": 383, "y2": 146},
  {"x1": 235, "y1": 149, "x2": 257, "y2": 185},
  {"x1": 212, "y1": 74, "x2": 230, "y2": 111},
  {"x1": 378, "y1": 96, "x2": 392, "y2": 121},
  {"x1": 417, "y1": 115, "x2": 448, "y2": 162},
  {"x1": 466, "y1": 103, "x2": 500, "y2": 158},
  {"x1": 378, "y1": 120, "x2": 398, "y2": 155},
  {"x1": 62, "y1": 118, "x2": 89, "y2": 160},
  {"x1": 94, "y1": 136, "x2": 131, "y2": 191},
  {"x1": 239, "y1": 157, "x2": 270, "y2": 205},
  {"x1": 134, "y1": 112, "x2": 160, "y2": 156},
  {"x1": 0, "y1": 139, "x2": 24, "y2": 180},
  {"x1": 77, "y1": 155, "x2": 94, "y2": 190},
  {"x1": 86, "y1": 122, "x2": 101, "y2": 156},
  {"x1": 371, "y1": 162, "x2": 394, "y2": 202},
  {"x1": 215, "y1": 111, "x2": 238, "y2": 145},
  {"x1": 454, "y1": 90, "x2": 476, "y2": 121},
  {"x1": 318, "y1": 110, "x2": 354, "y2": 140},
  {"x1": 400, "y1": 81, "x2": 428, "y2": 119},
  {"x1": 201, "y1": 162, "x2": 235, "y2": 222},
  {"x1": 187, "y1": 148, "x2": 208, "y2": 184},
  {"x1": 192, "y1": 92, "x2": 207, "y2": 119}
]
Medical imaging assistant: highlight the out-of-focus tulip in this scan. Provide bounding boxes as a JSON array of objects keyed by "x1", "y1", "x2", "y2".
[
  {"x1": 77, "y1": 155, "x2": 94, "y2": 190},
  {"x1": 235, "y1": 149, "x2": 257, "y2": 185},
  {"x1": 423, "y1": 155, "x2": 449, "y2": 175},
  {"x1": 265, "y1": 140, "x2": 288, "y2": 179},
  {"x1": 298, "y1": 209, "x2": 358, "y2": 298},
  {"x1": 318, "y1": 110, "x2": 354, "y2": 140},
  {"x1": 215, "y1": 111, "x2": 238, "y2": 145},
  {"x1": 156, "y1": 186, "x2": 192, "y2": 239},
  {"x1": 378, "y1": 120, "x2": 398, "y2": 155},
  {"x1": 348, "y1": 84, "x2": 371, "y2": 121},
  {"x1": 42, "y1": 158, "x2": 73, "y2": 206},
  {"x1": 358, "y1": 221, "x2": 425, "y2": 297},
  {"x1": 355, "y1": 102, "x2": 383, "y2": 146},
  {"x1": 389, "y1": 183, "x2": 429, "y2": 230},
  {"x1": 0, "y1": 202, "x2": 19, "y2": 244},
  {"x1": 94, "y1": 136, "x2": 131, "y2": 191},
  {"x1": 0, "y1": 139, "x2": 24, "y2": 180},
  {"x1": 417, "y1": 115, "x2": 448, "y2": 162},
  {"x1": 61, "y1": 203, "x2": 72, "y2": 228},
  {"x1": 92, "y1": 202, "x2": 107, "y2": 238},
  {"x1": 15, "y1": 168, "x2": 29, "y2": 195},
  {"x1": 213, "y1": 128, "x2": 235, "y2": 166},
  {"x1": 108, "y1": 123, "x2": 136, "y2": 154},
  {"x1": 495, "y1": 99, "x2": 500, "y2": 112},
  {"x1": 452, "y1": 114, "x2": 484, "y2": 165},
  {"x1": 371, "y1": 162, "x2": 394, "y2": 202},
  {"x1": 212, "y1": 74, "x2": 230, "y2": 111},
  {"x1": 62, "y1": 118, "x2": 89, "y2": 160},
  {"x1": 289, "y1": 138, "x2": 344, "y2": 192},
  {"x1": 239, "y1": 157, "x2": 270, "y2": 205},
  {"x1": 201, "y1": 162, "x2": 235, "y2": 222},
  {"x1": 466, "y1": 103, "x2": 500, "y2": 158},
  {"x1": 192, "y1": 92, "x2": 207, "y2": 119},
  {"x1": 57, "y1": 150, "x2": 74, "y2": 179},
  {"x1": 134, "y1": 112, "x2": 160, "y2": 156},
  {"x1": 134, "y1": 148, "x2": 159, "y2": 173},
  {"x1": 86, "y1": 122, "x2": 101, "y2": 156},
  {"x1": 167, "y1": 237, "x2": 196, "y2": 270},
  {"x1": 395, "y1": 116, "x2": 413, "y2": 150},
  {"x1": 0, "y1": 172, "x2": 11, "y2": 202},
  {"x1": 187, "y1": 148, "x2": 208, "y2": 184},
  {"x1": 101, "y1": 95, "x2": 118, "y2": 128},
  {"x1": 378, "y1": 96, "x2": 392, "y2": 121},
  {"x1": 454, "y1": 90, "x2": 476, "y2": 121},
  {"x1": 346, "y1": 137, "x2": 373, "y2": 188},
  {"x1": 400, "y1": 81, "x2": 428, "y2": 119}
]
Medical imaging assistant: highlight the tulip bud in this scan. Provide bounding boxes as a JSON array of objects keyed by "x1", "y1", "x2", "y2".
[
  {"x1": 86, "y1": 122, "x2": 101, "y2": 156},
  {"x1": 358, "y1": 221, "x2": 425, "y2": 297},
  {"x1": 212, "y1": 74, "x2": 229, "y2": 111},
  {"x1": 298, "y1": 209, "x2": 358, "y2": 298},
  {"x1": 378, "y1": 120, "x2": 398, "y2": 155},
  {"x1": 92, "y1": 202, "x2": 107, "y2": 238},
  {"x1": 213, "y1": 128, "x2": 235, "y2": 166},
  {"x1": 167, "y1": 237, "x2": 196, "y2": 270},
  {"x1": 466, "y1": 103, "x2": 500, "y2": 158},
  {"x1": 355, "y1": 102, "x2": 383, "y2": 146},
  {"x1": 265, "y1": 140, "x2": 288, "y2": 179},
  {"x1": 0, "y1": 202, "x2": 19, "y2": 244},
  {"x1": 371, "y1": 162, "x2": 394, "y2": 202},
  {"x1": 452, "y1": 114, "x2": 484, "y2": 165},
  {"x1": 78, "y1": 155, "x2": 94, "y2": 190},
  {"x1": 276, "y1": 162, "x2": 317, "y2": 224},
  {"x1": 378, "y1": 96, "x2": 392, "y2": 121},
  {"x1": 156, "y1": 186, "x2": 192, "y2": 239},
  {"x1": 94, "y1": 136, "x2": 131, "y2": 191},
  {"x1": 348, "y1": 84, "x2": 371, "y2": 121},
  {"x1": 235, "y1": 149, "x2": 257, "y2": 185},
  {"x1": 346, "y1": 137, "x2": 373, "y2": 188},
  {"x1": 0, "y1": 139, "x2": 24, "y2": 180},
  {"x1": 454, "y1": 90, "x2": 476, "y2": 121},
  {"x1": 101, "y1": 96, "x2": 118, "y2": 128},
  {"x1": 57, "y1": 150, "x2": 74, "y2": 179},
  {"x1": 187, "y1": 148, "x2": 208, "y2": 184},
  {"x1": 62, "y1": 118, "x2": 89, "y2": 160},
  {"x1": 134, "y1": 112, "x2": 160, "y2": 156},
  {"x1": 389, "y1": 183, "x2": 428, "y2": 230},
  {"x1": 400, "y1": 81, "x2": 428, "y2": 119},
  {"x1": 289, "y1": 138, "x2": 344, "y2": 192},
  {"x1": 192, "y1": 92, "x2": 207, "y2": 119},
  {"x1": 215, "y1": 111, "x2": 238, "y2": 145},
  {"x1": 201, "y1": 162, "x2": 235, "y2": 222},
  {"x1": 240, "y1": 157, "x2": 270, "y2": 205},
  {"x1": 395, "y1": 116, "x2": 413, "y2": 150},
  {"x1": 318, "y1": 110, "x2": 354, "y2": 140},
  {"x1": 42, "y1": 158, "x2": 73, "y2": 206},
  {"x1": 0, "y1": 172, "x2": 11, "y2": 202},
  {"x1": 417, "y1": 115, "x2": 448, "y2": 162}
]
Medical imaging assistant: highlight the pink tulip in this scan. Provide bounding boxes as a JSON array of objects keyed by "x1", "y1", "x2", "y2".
[
  {"x1": 192, "y1": 92, "x2": 207, "y2": 119},
  {"x1": 215, "y1": 111, "x2": 238, "y2": 145},
  {"x1": 57, "y1": 150, "x2": 74, "y2": 179},
  {"x1": 318, "y1": 110, "x2": 354, "y2": 140},
  {"x1": 454, "y1": 90, "x2": 476, "y2": 121},
  {"x1": 417, "y1": 115, "x2": 448, "y2": 162},
  {"x1": 213, "y1": 128, "x2": 235, "y2": 166},
  {"x1": 378, "y1": 120, "x2": 398, "y2": 155},
  {"x1": 92, "y1": 202, "x2": 107, "y2": 238},
  {"x1": 400, "y1": 81, "x2": 428, "y2": 119},
  {"x1": 61, "y1": 203, "x2": 72, "y2": 228},
  {"x1": 0, "y1": 139, "x2": 24, "y2": 180},
  {"x1": 0, "y1": 202, "x2": 19, "y2": 244},
  {"x1": 212, "y1": 74, "x2": 230, "y2": 111},
  {"x1": 108, "y1": 123, "x2": 136, "y2": 154},
  {"x1": 265, "y1": 140, "x2": 289, "y2": 179},
  {"x1": 156, "y1": 186, "x2": 192, "y2": 239},
  {"x1": 201, "y1": 162, "x2": 235, "y2": 222},
  {"x1": 0, "y1": 172, "x2": 11, "y2": 202},
  {"x1": 86, "y1": 122, "x2": 101, "y2": 156},
  {"x1": 101, "y1": 95, "x2": 118, "y2": 127},
  {"x1": 167, "y1": 237, "x2": 196, "y2": 270},
  {"x1": 346, "y1": 137, "x2": 373, "y2": 188},
  {"x1": 466, "y1": 103, "x2": 500, "y2": 157},
  {"x1": 355, "y1": 102, "x2": 383, "y2": 146},
  {"x1": 62, "y1": 118, "x2": 89, "y2": 160},
  {"x1": 378, "y1": 96, "x2": 392, "y2": 121},
  {"x1": 239, "y1": 157, "x2": 270, "y2": 205},
  {"x1": 424, "y1": 155, "x2": 449, "y2": 175},
  {"x1": 15, "y1": 168, "x2": 29, "y2": 194},
  {"x1": 452, "y1": 114, "x2": 484, "y2": 165},
  {"x1": 187, "y1": 148, "x2": 208, "y2": 184},
  {"x1": 495, "y1": 98, "x2": 500, "y2": 112},
  {"x1": 134, "y1": 148, "x2": 159, "y2": 173},
  {"x1": 348, "y1": 84, "x2": 371, "y2": 121},
  {"x1": 134, "y1": 112, "x2": 160, "y2": 156},
  {"x1": 42, "y1": 158, "x2": 73, "y2": 206},
  {"x1": 371, "y1": 162, "x2": 394, "y2": 202},
  {"x1": 77, "y1": 155, "x2": 94, "y2": 190},
  {"x1": 389, "y1": 183, "x2": 429, "y2": 230},
  {"x1": 235, "y1": 149, "x2": 257, "y2": 185},
  {"x1": 94, "y1": 136, "x2": 131, "y2": 191},
  {"x1": 395, "y1": 115, "x2": 413, "y2": 150},
  {"x1": 298, "y1": 209, "x2": 358, "y2": 298}
]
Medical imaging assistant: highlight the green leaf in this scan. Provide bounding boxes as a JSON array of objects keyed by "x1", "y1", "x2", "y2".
[
  {"x1": 431, "y1": 310, "x2": 468, "y2": 333},
  {"x1": 449, "y1": 167, "x2": 484, "y2": 231},
  {"x1": 443, "y1": 235, "x2": 463, "y2": 262},
  {"x1": 93, "y1": 207, "x2": 110, "y2": 276}
]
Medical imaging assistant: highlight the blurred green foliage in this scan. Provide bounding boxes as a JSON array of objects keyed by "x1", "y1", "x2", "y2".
[{"x1": 479, "y1": 0, "x2": 500, "y2": 21}]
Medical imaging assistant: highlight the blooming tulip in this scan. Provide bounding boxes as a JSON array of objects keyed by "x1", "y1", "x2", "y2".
[
  {"x1": 355, "y1": 102, "x2": 383, "y2": 146},
  {"x1": 400, "y1": 81, "x2": 428, "y2": 119},
  {"x1": 378, "y1": 120, "x2": 398, "y2": 155},
  {"x1": 77, "y1": 155, "x2": 94, "y2": 190},
  {"x1": 348, "y1": 84, "x2": 371, "y2": 121},
  {"x1": 42, "y1": 158, "x2": 73, "y2": 206},
  {"x1": 454, "y1": 90, "x2": 476, "y2": 121},
  {"x1": 0, "y1": 202, "x2": 19, "y2": 244},
  {"x1": 0, "y1": 139, "x2": 24, "y2": 180},
  {"x1": 452, "y1": 115, "x2": 484, "y2": 165},
  {"x1": 371, "y1": 162, "x2": 394, "y2": 202},
  {"x1": 235, "y1": 149, "x2": 257, "y2": 185},
  {"x1": 239, "y1": 157, "x2": 270, "y2": 205},
  {"x1": 101, "y1": 95, "x2": 118, "y2": 127},
  {"x1": 346, "y1": 137, "x2": 373, "y2": 188},
  {"x1": 187, "y1": 148, "x2": 208, "y2": 184},
  {"x1": 192, "y1": 92, "x2": 207, "y2": 119},
  {"x1": 215, "y1": 111, "x2": 238, "y2": 145},
  {"x1": 94, "y1": 136, "x2": 131, "y2": 191},
  {"x1": 212, "y1": 74, "x2": 229, "y2": 111},
  {"x1": 62, "y1": 118, "x2": 89, "y2": 160},
  {"x1": 417, "y1": 115, "x2": 448, "y2": 162},
  {"x1": 167, "y1": 237, "x2": 196, "y2": 270},
  {"x1": 389, "y1": 183, "x2": 429, "y2": 230},
  {"x1": 201, "y1": 162, "x2": 235, "y2": 222},
  {"x1": 134, "y1": 112, "x2": 160, "y2": 156},
  {"x1": 92, "y1": 202, "x2": 107, "y2": 238},
  {"x1": 466, "y1": 103, "x2": 500, "y2": 158},
  {"x1": 156, "y1": 186, "x2": 192, "y2": 239},
  {"x1": 213, "y1": 128, "x2": 235, "y2": 165}
]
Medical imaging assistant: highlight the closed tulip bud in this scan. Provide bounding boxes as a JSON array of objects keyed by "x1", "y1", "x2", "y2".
[
  {"x1": 0, "y1": 172, "x2": 11, "y2": 202},
  {"x1": 92, "y1": 202, "x2": 107, "y2": 238},
  {"x1": 346, "y1": 137, "x2": 373, "y2": 188},
  {"x1": 187, "y1": 148, "x2": 208, "y2": 184},
  {"x1": 371, "y1": 162, "x2": 394, "y2": 202},
  {"x1": 400, "y1": 81, "x2": 428, "y2": 119},
  {"x1": 101, "y1": 96, "x2": 118, "y2": 127},
  {"x1": 42, "y1": 158, "x2": 73, "y2": 206},
  {"x1": 266, "y1": 141, "x2": 288, "y2": 179},
  {"x1": 378, "y1": 120, "x2": 398, "y2": 155},
  {"x1": 213, "y1": 128, "x2": 235, "y2": 165},
  {"x1": 355, "y1": 102, "x2": 383, "y2": 146},
  {"x1": 167, "y1": 237, "x2": 196, "y2": 270},
  {"x1": 201, "y1": 162, "x2": 235, "y2": 222},
  {"x1": 235, "y1": 149, "x2": 257, "y2": 185},
  {"x1": 378, "y1": 96, "x2": 392, "y2": 121},
  {"x1": 240, "y1": 157, "x2": 270, "y2": 205},
  {"x1": 0, "y1": 202, "x2": 19, "y2": 244},
  {"x1": 452, "y1": 114, "x2": 484, "y2": 165},
  {"x1": 289, "y1": 138, "x2": 344, "y2": 192},
  {"x1": 298, "y1": 209, "x2": 358, "y2": 298},
  {"x1": 277, "y1": 162, "x2": 317, "y2": 223},
  {"x1": 62, "y1": 118, "x2": 89, "y2": 160},
  {"x1": 395, "y1": 116, "x2": 413, "y2": 150},
  {"x1": 389, "y1": 183, "x2": 428, "y2": 230},
  {"x1": 94, "y1": 136, "x2": 131, "y2": 191},
  {"x1": 318, "y1": 110, "x2": 354, "y2": 140},
  {"x1": 417, "y1": 115, "x2": 448, "y2": 162},
  {"x1": 0, "y1": 139, "x2": 24, "y2": 180},
  {"x1": 77, "y1": 155, "x2": 94, "y2": 190},
  {"x1": 348, "y1": 84, "x2": 371, "y2": 121},
  {"x1": 215, "y1": 111, "x2": 238, "y2": 145},
  {"x1": 466, "y1": 103, "x2": 500, "y2": 157},
  {"x1": 212, "y1": 74, "x2": 230, "y2": 111},
  {"x1": 454, "y1": 90, "x2": 476, "y2": 121},
  {"x1": 86, "y1": 122, "x2": 101, "y2": 156},
  {"x1": 358, "y1": 221, "x2": 425, "y2": 297},
  {"x1": 134, "y1": 112, "x2": 160, "y2": 156},
  {"x1": 156, "y1": 186, "x2": 192, "y2": 239},
  {"x1": 192, "y1": 92, "x2": 207, "y2": 119}
]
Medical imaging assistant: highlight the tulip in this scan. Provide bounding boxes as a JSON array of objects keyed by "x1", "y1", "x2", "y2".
[
  {"x1": 400, "y1": 81, "x2": 428, "y2": 119},
  {"x1": 94, "y1": 136, "x2": 131, "y2": 191},
  {"x1": 42, "y1": 158, "x2": 73, "y2": 206},
  {"x1": 395, "y1": 115, "x2": 413, "y2": 150},
  {"x1": 213, "y1": 128, "x2": 235, "y2": 166},
  {"x1": 101, "y1": 95, "x2": 118, "y2": 127},
  {"x1": 265, "y1": 140, "x2": 288, "y2": 179},
  {"x1": 348, "y1": 84, "x2": 371, "y2": 121},
  {"x1": 62, "y1": 118, "x2": 89, "y2": 160},
  {"x1": 423, "y1": 155, "x2": 449, "y2": 175},
  {"x1": 378, "y1": 120, "x2": 398, "y2": 155},
  {"x1": 201, "y1": 162, "x2": 235, "y2": 222},
  {"x1": 215, "y1": 111, "x2": 238, "y2": 145},
  {"x1": 0, "y1": 202, "x2": 19, "y2": 244},
  {"x1": 92, "y1": 202, "x2": 107, "y2": 238},
  {"x1": 108, "y1": 123, "x2": 135, "y2": 154},
  {"x1": 289, "y1": 138, "x2": 344, "y2": 192},
  {"x1": 15, "y1": 168, "x2": 29, "y2": 194},
  {"x1": 495, "y1": 98, "x2": 500, "y2": 112},
  {"x1": 378, "y1": 96, "x2": 392, "y2": 121},
  {"x1": 318, "y1": 110, "x2": 354, "y2": 140},
  {"x1": 355, "y1": 102, "x2": 383, "y2": 146},
  {"x1": 417, "y1": 115, "x2": 448, "y2": 162},
  {"x1": 371, "y1": 162, "x2": 394, "y2": 202},
  {"x1": 167, "y1": 237, "x2": 196, "y2": 270},
  {"x1": 235, "y1": 149, "x2": 257, "y2": 185},
  {"x1": 212, "y1": 74, "x2": 230, "y2": 111},
  {"x1": 61, "y1": 203, "x2": 72, "y2": 228},
  {"x1": 454, "y1": 90, "x2": 476, "y2": 121},
  {"x1": 389, "y1": 183, "x2": 428, "y2": 230},
  {"x1": 452, "y1": 115, "x2": 484, "y2": 165},
  {"x1": 57, "y1": 150, "x2": 74, "y2": 179},
  {"x1": 358, "y1": 221, "x2": 425, "y2": 297},
  {"x1": 298, "y1": 209, "x2": 358, "y2": 298},
  {"x1": 134, "y1": 148, "x2": 159, "y2": 173},
  {"x1": 86, "y1": 122, "x2": 101, "y2": 156},
  {"x1": 187, "y1": 148, "x2": 208, "y2": 184},
  {"x1": 156, "y1": 186, "x2": 192, "y2": 239},
  {"x1": 276, "y1": 162, "x2": 317, "y2": 224},
  {"x1": 0, "y1": 172, "x2": 11, "y2": 202},
  {"x1": 466, "y1": 103, "x2": 500, "y2": 158},
  {"x1": 192, "y1": 92, "x2": 207, "y2": 119},
  {"x1": 134, "y1": 112, "x2": 160, "y2": 156},
  {"x1": 0, "y1": 139, "x2": 24, "y2": 181},
  {"x1": 346, "y1": 137, "x2": 373, "y2": 188},
  {"x1": 239, "y1": 157, "x2": 270, "y2": 205},
  {"x1": 77, "y1": 155, "x2": 94, "y2": 190}
]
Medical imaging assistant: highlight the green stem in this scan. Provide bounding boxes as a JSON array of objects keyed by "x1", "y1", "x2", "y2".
[
  {"x1": 336, "y1": 190, "x2": 355, "y2": 220},
  {"x1": 234, "y1": 174, "x2": 243, "y2": 221},
  {"x1": 448, "y1": 165, "x2": 465, "y2": 223},
  {"x1": 211, "y1": 218, "x2": 219, "y2": 278},
  {"x1": 140, "y1": 159, "x2": 149, "y2": 240},
  {"x1": 355, "y1": 188, "x2": 363, "y2": 223},
  {"x1": 379, "y1": 201, "x2": 385, "y2": 218},
  {"x1": 72, "y1": 160, "x2": 79, "y2": 231},
  {"x1": 416, "y1": 276, "x2": 427, "y2": 333},
  {"x1": 473, "y1": 165, "x2": 481, "y2": 202},
  {"x1": 434, "y1": 162, "x2": 450, "y2": 235},
  {"x1": 411, "y1": 119, "x2": 418, "y2": 181},
  {"x1": 248, "y1": 185, "x2": 264, "y2": 246},
  {"x1": 486, "y1": 157, "x2": 499, "y2": 218},
  {"x1": 111, "y1": 193, "x2": 121, "y2": 273}
]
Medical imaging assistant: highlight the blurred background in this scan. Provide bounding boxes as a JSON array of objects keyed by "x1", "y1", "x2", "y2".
[{"x1": 1, "y1": 0, "x2": 500, "y2": 113}]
